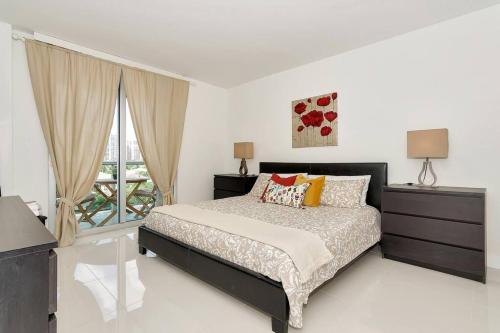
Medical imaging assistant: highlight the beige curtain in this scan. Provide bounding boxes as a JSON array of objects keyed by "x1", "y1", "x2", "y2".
[
  {"x1": 26, "y1": 40, "x2": 121, "y2": 246},
  {"x1": 122, "y1": 67, "x2": 189, "y2": 205}
]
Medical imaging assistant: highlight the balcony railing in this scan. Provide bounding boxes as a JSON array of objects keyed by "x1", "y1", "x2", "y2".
[{"x1": 75, "y1": 161, "x2": 158, "y2": 230}]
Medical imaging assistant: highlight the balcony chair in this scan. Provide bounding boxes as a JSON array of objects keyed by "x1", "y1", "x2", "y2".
[
  {"x1": 133, "y1": 185, "x2": 158, "y2": 218},
  {"x1": 76, "y1": 194, "x2": 97, "y2": 226},
  {"x1": 57, "y1": 193, "x2": 97, "y2": 226}
]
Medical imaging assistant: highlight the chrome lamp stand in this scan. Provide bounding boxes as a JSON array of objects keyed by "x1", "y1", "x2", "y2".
[
  {"x1": 417, "y1": 157, "x2": 437, "y2": 187},
  {"x1": 239, "y1": 158, "x2": 248, "y2": 176}
]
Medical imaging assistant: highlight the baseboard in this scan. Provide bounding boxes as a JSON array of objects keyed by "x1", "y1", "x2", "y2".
[{"x1": 76, "y1": 221, "x2": 142, "y2": 240}]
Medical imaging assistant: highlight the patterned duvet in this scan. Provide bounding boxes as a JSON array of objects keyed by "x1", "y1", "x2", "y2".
[{"x1": 144, "y1": 195, "x2": 381, "y2": 328}]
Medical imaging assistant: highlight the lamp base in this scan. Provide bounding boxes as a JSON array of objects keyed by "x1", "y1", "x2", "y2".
[
  {"x1": 417, "y1": 158, "x2": 438, "y2": 187},
  {"x1": 239, "y1": 158, "x2": 248, "y2": 176}
]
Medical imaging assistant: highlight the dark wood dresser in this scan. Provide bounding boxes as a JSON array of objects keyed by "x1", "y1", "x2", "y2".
[
  {"x1": 0, "y1": 196, "x2": 58, "y2": 333},
  {"x1": 214, "y1": 174, "x2": 258, "y2": 199},
  {"x1": 381, "y1": 184, "x2": 486, "y2": 282}
]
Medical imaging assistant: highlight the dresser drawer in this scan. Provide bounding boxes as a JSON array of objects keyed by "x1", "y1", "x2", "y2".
[
  {"x1": 382, "y1": 213, "x2": 484, "y2": 250},
  {"x1": 214, "y1": 177, "x2": 247, "y2": 192},
  {"x1": 382, "y1": 191, "x2": 483, "y2": 224},
  {"x1": 382, "y1": 234, "x2": 484, "y2": 279},
  {"x1": 48, "y1": 250, "x2": 57, "y2": 314}
]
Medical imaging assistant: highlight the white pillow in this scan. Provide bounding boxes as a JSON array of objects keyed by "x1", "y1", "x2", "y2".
[
  {"x1": 320, "y1": 179, "x2": 366, "y2": 208},
  {"x1": 309, "y1": 175, "x2": 371, "y2": 206}
]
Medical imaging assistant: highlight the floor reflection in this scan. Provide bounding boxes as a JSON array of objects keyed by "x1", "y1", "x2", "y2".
[
  {"x1": 56, "y1": 228, "x2": 500, "y2": 333},
  {"x1": 60, "y1": 231, "x2": 147, "y2": 330}
]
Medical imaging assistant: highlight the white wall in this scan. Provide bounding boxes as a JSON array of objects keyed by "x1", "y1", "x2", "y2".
[
  {"x1": 226, "y1": 6, "x2": 500, "y2": 268},
  {"x1": 177, "y1": 82, "x2": 229, "y2": 203},
  {"x1": 0, "y1": 21, "x2": 13, "y2": 195},
  {"x1": 11, "y1": 39, "x2": 49, "y2": 214},
  {"x1": 3, "y1": 26, "x2": 229, "y2": 229}
]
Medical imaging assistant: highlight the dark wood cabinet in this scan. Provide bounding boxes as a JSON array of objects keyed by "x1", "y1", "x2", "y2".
[
  {"x1": 38, "y1": 215, "x2": 48, "y2": 225},
  {"x1": 0, "y1": 196, "x2": 58, "y2": 333},
  {"x1": 381, "y1": 185, "x2": 486, "y2": 282},
  {"x1": 214, "y1": 174, "x2": 258, "y2": 199}
]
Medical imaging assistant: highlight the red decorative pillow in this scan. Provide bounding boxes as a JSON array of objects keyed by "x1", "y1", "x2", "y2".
[
  {"x1": 271, "y1": 173, "x2": 297, "y2": 186},
  {"x1": 260, "y1": 174, "x2": 298, "y2": 200}
]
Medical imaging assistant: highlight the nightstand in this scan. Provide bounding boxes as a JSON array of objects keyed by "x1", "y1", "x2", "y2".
[
  {"x1": 381, "y1": 184, "x2": 486, "y2": 282},
  {"x1": 214, "y1": 174, "x2": 258, "y2": 199}
]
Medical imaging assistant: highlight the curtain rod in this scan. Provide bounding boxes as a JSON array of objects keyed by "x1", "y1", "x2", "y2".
[
  {"x1": 10, "y1": 32, "x2": 196, "y2": 86},
  {"x1": 12, "y1": 33, "x2": 27, "y2": 41},
  {"x1": 11, "y1": 31, "x2": 37, "y2": 41}
]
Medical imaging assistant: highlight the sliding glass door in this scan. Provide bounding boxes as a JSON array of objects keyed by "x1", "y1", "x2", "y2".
[
  {"x1": 123, "y1": 99, "x2": 157, "y2": 223},
  {"x1": 75, "y1": 82, "x2": 158, "y2": 230}
]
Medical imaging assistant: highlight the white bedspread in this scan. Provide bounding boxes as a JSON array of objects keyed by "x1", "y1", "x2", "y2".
[{"x1": 153, "y1": 204, "x2": 334, "y2": 283}]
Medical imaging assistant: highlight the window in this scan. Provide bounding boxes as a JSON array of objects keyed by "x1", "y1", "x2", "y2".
[{"x1": 74, "y1": 81, "x2": 158, "y2": 230}]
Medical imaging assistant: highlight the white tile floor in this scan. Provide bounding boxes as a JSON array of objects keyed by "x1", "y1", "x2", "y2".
[{"x1": 56, "y1": 227, "x2": 500, "y2": 333}]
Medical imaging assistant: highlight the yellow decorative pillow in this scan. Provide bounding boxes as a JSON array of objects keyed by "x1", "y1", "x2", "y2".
[{"x1": 294, "y1": 175, "x2": 325, "y2": 207}]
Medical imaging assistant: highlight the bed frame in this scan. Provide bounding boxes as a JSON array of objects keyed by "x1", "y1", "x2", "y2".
[{"x1": 138, "y1": 162, "x2": 387, "y2": 333}]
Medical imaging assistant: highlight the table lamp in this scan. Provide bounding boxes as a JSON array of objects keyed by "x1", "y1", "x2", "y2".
[
  {"x1": 407, "y1": 128, "x2": 448, "y2": 187},
  {"x1": 234, "y1": 142, "x2": 253, "y2": 176}
]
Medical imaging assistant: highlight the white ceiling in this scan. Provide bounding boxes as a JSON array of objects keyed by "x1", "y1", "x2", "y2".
[{"x1": 1, "y1": 0, "x2": 499, "y2": 87}]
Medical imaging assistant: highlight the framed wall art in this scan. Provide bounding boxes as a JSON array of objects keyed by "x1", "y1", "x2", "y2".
[{"x1": 292, "y1": 92, "x2": 338, "y2": 148}]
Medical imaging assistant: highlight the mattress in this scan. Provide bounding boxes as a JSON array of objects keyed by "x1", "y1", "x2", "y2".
[{"x1": 144, "y1": 195, "x2": 381, "y2": 328}]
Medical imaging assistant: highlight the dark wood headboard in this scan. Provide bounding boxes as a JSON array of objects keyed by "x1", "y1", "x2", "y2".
[{"x1": 259, "y1": 162, "x2": 388, "y2": 211}]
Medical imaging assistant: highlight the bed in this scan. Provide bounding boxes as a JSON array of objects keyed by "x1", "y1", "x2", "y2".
[{"x1": 138, "y1": 162, "x2": 388, "y2": 332}]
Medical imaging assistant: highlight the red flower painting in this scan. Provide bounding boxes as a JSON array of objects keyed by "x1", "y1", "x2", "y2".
[
  {"x1": 292, "y1": 92, "x2": 338, "y2": 148},
  {"x1": 301, "y1": 110, "x2": 324, "y2": 127},
  {"x1": 320, "y1": 126, "x2": 332, "y2": 136},
  {"x1": 325, "y1": 111, "x2": 337, "y2": 122},
  {"x1": 309, "y1": 111, "x2": 324, "y2": 127},
  {"x1": 317, "y1": 96, "x2": 331, "y2": 107},
  {"x1": 300, "y1": 113, "x2": 311, "y2": 127},
  {"x1": 294, "y1": 102, "x2": 307, "y2": 115}
]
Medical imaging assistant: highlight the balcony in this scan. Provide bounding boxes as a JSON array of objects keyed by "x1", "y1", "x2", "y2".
[{"x1": 75, "y1": 161, "x2": 158, "y2": 230}]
